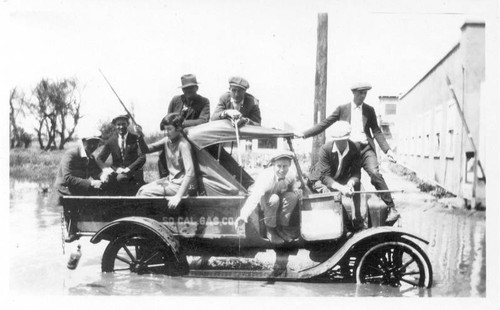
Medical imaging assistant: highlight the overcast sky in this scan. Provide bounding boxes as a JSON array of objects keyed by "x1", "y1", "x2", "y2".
[{"x1": 4, "y1": 0, "x2": 497, "y2": 135}]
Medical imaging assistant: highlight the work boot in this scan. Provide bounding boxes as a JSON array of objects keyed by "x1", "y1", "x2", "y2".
[
  {"x1": 385, "y1": 207, "x2": 401, "y2": 225},
  {"x1": 277, "y1": 226, "x2": 299, "y2": 242},
  {"x1": 351, "y1": 218, "x2": 366, "y2": 232},
  {"x1": 266, "y1": 227, "x2": 285, "y2": 245}
]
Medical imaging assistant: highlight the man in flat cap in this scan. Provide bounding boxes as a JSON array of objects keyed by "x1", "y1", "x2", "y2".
[
  {"x1": 308, "y1": 121, "x2": 364, "y2": 230},
  {"x1": 211, "y1": 76, "x2": 261, "y2": 127},
  {"x1": 298, "y1": 82, "x2": 400, "y2": 224},
  {"x1": 54, "y1": 130, "x2": 104, "y2": 202},
  {"x1": 159, "y1": 74, "x2": 210, "y2": 178},
  {"x1": 235, "y1": 151, "x2": 302, "y2": 244},
  {"x1": 96, "y1": 114, "x2": 146, "y2": 195}
]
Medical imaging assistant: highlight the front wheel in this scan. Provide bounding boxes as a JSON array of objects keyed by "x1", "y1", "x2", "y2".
[
  {"x1": 355, "y1": 240, "x2": 433, "y2": 288},
  {"x1": 101, "y1": 234, "x2": 188, "y2": 276}
]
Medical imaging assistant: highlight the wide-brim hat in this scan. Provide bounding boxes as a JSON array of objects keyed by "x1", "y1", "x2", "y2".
[
  {"x1": 179, "y1": 74, "x2": 199, "y2": 88},
  {"x1": 228, "y1": 76, "x2": 249, "y2": 90},
  {"x1": 112, "y1": 114, "x2": 130, "y2": 124},
  {"x1": 350, "y1": 82, "x2": 372, "y2": 91},
  {"x1": 331, "y1": 121, "x2": 351, "y2": 141},
  {"x1": 80, "y1": 129, "x2": 103, "y2": 141},
  {"x1": 268, "y1": 150, "x2": 295, "y2": 164}
]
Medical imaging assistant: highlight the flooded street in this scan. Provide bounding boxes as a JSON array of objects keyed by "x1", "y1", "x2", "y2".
[{"x1": 9, "y1": 175, "x2": 485, "y2": 297}]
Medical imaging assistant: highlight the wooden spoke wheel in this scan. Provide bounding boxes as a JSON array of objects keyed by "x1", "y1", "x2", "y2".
[
  {"x1": 102, "y1": 234, "x2": 186, "y2": 276},
  {"x1": 356, "y1": 240, "x2": 433, "y2": 288}
]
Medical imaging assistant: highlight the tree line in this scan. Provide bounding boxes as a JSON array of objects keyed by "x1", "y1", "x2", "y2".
[{"x1": 10, "y1": 78, "x2": 83, "y2": 150}]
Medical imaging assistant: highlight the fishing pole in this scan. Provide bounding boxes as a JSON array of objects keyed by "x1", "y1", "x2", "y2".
[{"x1": 98, "y1": 68, "x2": 137, "y2": 125}]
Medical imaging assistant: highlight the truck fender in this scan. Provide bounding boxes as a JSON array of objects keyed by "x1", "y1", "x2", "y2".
[
  {"x1": 297, "y1": 226, "x2": 428, "y2": 279},
  {"x1": 90, "y1": 216, "x2": 182, "y2": 261}
]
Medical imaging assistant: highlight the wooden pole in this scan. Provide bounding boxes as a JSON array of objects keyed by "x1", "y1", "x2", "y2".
[{"x1": 311, "y1": 13, "x2": 328, "y2": 167}]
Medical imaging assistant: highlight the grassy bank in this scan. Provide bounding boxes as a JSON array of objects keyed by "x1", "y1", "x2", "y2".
[
  {"x1": 10, "y1": 143, "x2": 310, "y2": 185},
  {"x1": 10, "y1": 143, "x2": 160, "y2": 184}
]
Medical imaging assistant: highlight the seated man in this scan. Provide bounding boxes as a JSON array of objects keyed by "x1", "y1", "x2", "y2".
[
  {"x1": 96, "y1": 114, "x2": 146, "y2": 195},
  {"x1": 54, "y1": 130, "x2": 104, "y2": 203},
  {"x1": 211, "y1": 76, "x2": 261, "y2": 126},
  {"x1": 235, "y1": 151, "x2": 301, "y2": 244},
  {"x1": 309, "y1": 121, "x2": 364, "y2": 230}
]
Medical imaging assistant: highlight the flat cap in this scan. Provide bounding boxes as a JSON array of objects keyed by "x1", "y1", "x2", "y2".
[
  {"x1": 350, "y1": 82, "x2": 372, "y2": 91},
  {"x1": 228, "y1": 76, "x2": 249, "y2": 90},
  {"x1": 112, "y1": 114, "x2": 130, "y2": 124},
  {"x1": 331, "y1": 121, "x2": 351, "y2": 141},
  {"x1": 269, "y1": 150, "x2": 295, "y2": 163}
]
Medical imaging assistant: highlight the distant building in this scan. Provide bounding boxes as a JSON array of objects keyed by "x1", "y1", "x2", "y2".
[
  {"x1": 377, "y1": 95, "x2": 399, "y2": 153},
  {"x1": 396, "y1": 21, "x2": 486, "y2": 207}
]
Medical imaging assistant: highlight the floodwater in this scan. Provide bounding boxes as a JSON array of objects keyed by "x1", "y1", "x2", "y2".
[{"x1": 9, "y1": 179, "x2": 485, "y2": 297}]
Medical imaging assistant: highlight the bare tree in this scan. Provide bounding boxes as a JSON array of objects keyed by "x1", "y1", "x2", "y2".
[
  {"x1": 9, "y1": 88, "x2": 30, "y2": 148},
  {"x1": 30, "y1": 78, "x2": 83, "y2": 150}
]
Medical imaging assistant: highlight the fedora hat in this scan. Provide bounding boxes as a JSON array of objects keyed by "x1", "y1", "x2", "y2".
[
  {"x1": 179, "y1": 74, "x2": 199, "y2": 88},
  {"x1": 350, "y1": 82, "x2": 372, "y2": 91},
  {"x1": 228, "y1": 76, "x2": 250, "y2": 90},
  {"x1": 331, "y1": 121, "x2": 351, "y2": 141}
]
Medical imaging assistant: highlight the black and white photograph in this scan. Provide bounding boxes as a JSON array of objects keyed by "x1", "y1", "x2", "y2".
[{"x1": 4, "y1": 0, "x2": 499, "y2": 308}]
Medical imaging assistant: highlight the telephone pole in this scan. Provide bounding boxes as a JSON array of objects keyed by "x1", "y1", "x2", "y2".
[{"x1": 311, "y1": 13, "x2": 328, "y2": 166}]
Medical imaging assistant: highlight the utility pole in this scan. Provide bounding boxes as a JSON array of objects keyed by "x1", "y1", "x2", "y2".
[{"x1": 311, "y1": 13, "x2": 328, "y2": 166}]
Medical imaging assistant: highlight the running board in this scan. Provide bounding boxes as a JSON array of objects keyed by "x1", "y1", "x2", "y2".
[{"x1": 185, "y1": 268, "x2": 301, "y2": 280}]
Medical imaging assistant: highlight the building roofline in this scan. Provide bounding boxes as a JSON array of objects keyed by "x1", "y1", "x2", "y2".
[
  {"x1": 461, "y1": 21, "x2": 485, "y2": 30},
  {"x1": 399, "y1": 42, "x2": 460, "y2": 100}
]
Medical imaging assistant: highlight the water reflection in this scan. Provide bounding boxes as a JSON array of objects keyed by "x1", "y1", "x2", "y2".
[{"x1": 9, "y1": 180, "x2": 486, "y2": 296}]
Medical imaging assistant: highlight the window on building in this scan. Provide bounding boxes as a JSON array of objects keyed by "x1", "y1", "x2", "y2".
[
  {"x1": 424, "y1": 134, "x2": 430, "y2": 157},
  {"x1": 446, "y1": 101, "x2": 456, "y2": 158},
  {"x1": 446, "y1": 129, "x2": 454, "y2": 158},
  {"x1": 465, "y1": 152, "x2": 485, "y2": 183},
  {"x1": 434, "y1": 105, "x2": 443, "y2": 158},
  {"x1": 417, "y1": 135, "x2": 422, "y2": 157},
  {"x1": 258, "y1": 138, "x2": 277, "y2": 149},
  {"x1": 434, "y1": 133, "x2": 441, "y2": 157}
]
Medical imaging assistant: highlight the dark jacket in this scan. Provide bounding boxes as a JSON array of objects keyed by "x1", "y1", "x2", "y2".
[
  {"x1": 168, "y1": 94, "x2": 210, "y2": 127},
  {"x1": 54, "y1": 145, "x2": 102, "y2": 197},
  {"x1": 309, "y1": 140, "x2": 361, "y2": 187},
  {"x1": 303, "y1": 102, "x2": 390, "y2": 154},
  {"x1": 211, "y1": 92, "x2": 261, "y2": 125},
  {"x1": 96, "y1": 132, "x2": 146, "y2": 182}
]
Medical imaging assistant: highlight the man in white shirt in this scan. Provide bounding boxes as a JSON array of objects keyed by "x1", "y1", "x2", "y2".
[
  {"x1": 299, "y1": 82, "x2": 400, "y2": 224},
  {"x1": 235, "y1": 151, "x2": 301, "y2": 244}
]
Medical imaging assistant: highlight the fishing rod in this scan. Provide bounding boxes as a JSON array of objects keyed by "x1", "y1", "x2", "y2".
[{"x1": 98, "y1": 68, "x2": 137, "y2": 125}]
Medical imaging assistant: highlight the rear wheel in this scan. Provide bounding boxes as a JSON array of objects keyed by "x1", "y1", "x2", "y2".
[
  {"x1": 355, "y1": 240, "x2": 432, "y2": 288},
  {"x1": 102, "y1": 234, "x2": 187, "y2": 276}
]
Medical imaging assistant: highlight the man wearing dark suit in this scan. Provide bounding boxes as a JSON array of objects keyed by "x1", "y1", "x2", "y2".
[
  {"x1": 159, "y1": 74, "x2": 210, "y2": 178},
  {"x1": 211, "y1": 76, "x2": 261, "y2": 126},
  {"x1": 308, "y1": 121, "x2": 364, "y2": 230},
  {"x1": 54, "y1": 132, "x2": 103, "y2": 203},
  {"x1": 96, "y1": 115, "x2": 146, "y2": 195},
  {"x1": 300, "y1": 82, "x2": 400, "y2": 223}
]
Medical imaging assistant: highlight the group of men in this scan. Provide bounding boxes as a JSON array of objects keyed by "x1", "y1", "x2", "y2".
[{"x1": 54, "y1": 74, "x2": 399, "y2": 243}]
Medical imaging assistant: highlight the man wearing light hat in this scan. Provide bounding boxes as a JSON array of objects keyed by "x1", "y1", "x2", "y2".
[
  {"x1": 159, "y1": 74, "x2": 211, "y2": 178},
  {"x1": 235, "y1": 150, "x2": 301, "y2": 244},
  {"x1": 299, "y1": 82, "x2": 400, "y2": 224},
  {"x1": 96, "y1": 114, "x2": 146, "y2": 195},
  {"x1": 211, "y1": 76, "x2": 261, "y2": 127},
  {"x1": 54, "y1": 129, "x2": 104, "y2": 202},
  {"x1": 308, "y1": 121, "x2": 364, "y2": 230}
]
